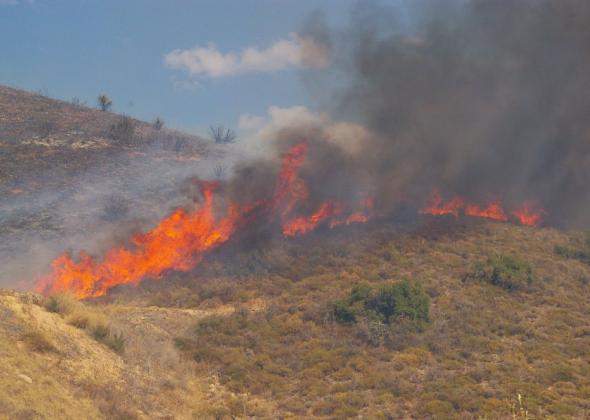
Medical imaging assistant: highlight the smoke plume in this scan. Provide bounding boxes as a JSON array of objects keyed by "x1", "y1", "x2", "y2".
[{"x1": 233, "y1": 0, "x2": 590, "y2": 229}]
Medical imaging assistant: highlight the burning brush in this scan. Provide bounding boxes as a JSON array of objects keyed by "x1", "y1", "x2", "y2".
[{"x1": 34, "y1": 141, "x2": 545, "y2": 300}]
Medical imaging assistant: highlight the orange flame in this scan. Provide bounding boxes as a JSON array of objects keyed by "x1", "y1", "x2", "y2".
[
  {"x1": 419, "y1": 190, "x2": 464, "y2": 217},
  {"x1": 512, "y1": 202, "x2": 544, "y2": 226},
  {"x1": 34, "y1": 182, "x2": 245, "y2": 299},
  {"x1": 420, "y1": 189, "x2": 544, "y2": 226},
  {"x1": 283, "y1": 201, "x2": 343, "y2": 237},
  {"x1": 271, "y1": 142, "x2": 309, "y2": 219},
  {"x1": 465, "y1": 201, "x2": 508, "y2": 222},
  {"x1": 34, "y1": 143, "x2": 546, "y2": 300},
  {"x1": 34, "y1": 142, "x2": 373, "y2": 299}
]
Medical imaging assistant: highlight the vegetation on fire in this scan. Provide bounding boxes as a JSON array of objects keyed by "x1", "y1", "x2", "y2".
[
  {"x1": 2, "y1": 218, "x2": 590, "y2": 417},
  {"x1": 1, "y1": 86, "x2": 589, "y2": 418}
]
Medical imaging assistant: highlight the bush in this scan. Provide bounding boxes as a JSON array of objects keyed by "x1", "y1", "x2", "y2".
[
  {"x1": 366, "y1": 280, "x2": 430, "y2": 326},
  {"x1": 472, "y1": 255, "x2": 534, "y2": 292},
  {"x1": 554, "y1": 232, "x2": 590, "y2": 265},
  {"x1": 153, "y1": 117, "x2": 164, "y2": 130},
  {"x1": 98, "y1": 94, "x2": 112, "y2": 112},
  {"x1": 105, "y1": 331, "x2": 126, "y2": 354},
  {"x1": 109, "y1": 116, "x2": 136, "y2": 145},
  {"x1": 333, "y1": 280, "x2": 430, "y2": 330},
  {"x1": 92, "y1": 323, "x2": 110, "y2": 340},
  {"x1": 209, "y1": 125, "x2": 236, "y2": 144},
  {"x1": 333, "y1": 299, "x2": 357, "y2": 324},
  {"x1": 22, "y1": 329, "x2": 58, "y2": 353},
  {"x1": 44, "y1": 293, "x2": 77, "y2": 315}
]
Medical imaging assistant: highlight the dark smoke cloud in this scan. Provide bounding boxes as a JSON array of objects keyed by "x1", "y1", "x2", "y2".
[
  {"x1": 344, "y1": 0, "x2": 590, "y2": 227},
  {"x1": 235, "y1": 0, "x2": 590, "y2": 228}
]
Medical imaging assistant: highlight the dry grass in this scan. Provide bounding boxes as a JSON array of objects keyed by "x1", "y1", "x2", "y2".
[
  {"x1": 21, "y1": 329, "x2": 58, "y2": 353},
  {"x1": 160, "y1": 220, "x2": 590, "y2": 418},
  {"x1": 1, "y1": 220, "x2": 590, "y2": 418}
]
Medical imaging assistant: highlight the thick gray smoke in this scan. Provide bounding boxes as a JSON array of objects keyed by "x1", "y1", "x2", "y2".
[
  {"x1": 0, "y1": 147, "x2": 225, "y2": 289},
  {"x1": 232, "y1": 0, "x2": 590, "y2": 228},
  {"x1": 337, "y1": 0, "x2": 590, "y2": 227}
]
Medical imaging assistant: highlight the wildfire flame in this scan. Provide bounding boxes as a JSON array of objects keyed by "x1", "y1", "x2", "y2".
[
  {"x1": 34, "y1": 181, "x2": 245, "y2": 299},
  {"x1": 34, "y1": 143, "x2": 373, "y2": 299},
  {"x1": 420, "y1": 189, "x2": 544, "y2": 226},
  {"x1": 34, "y1": 145, "x2": 546, "y2": 300},
  {"x1": 512, "y1": 202, "x2": 545, "y2": 226}
]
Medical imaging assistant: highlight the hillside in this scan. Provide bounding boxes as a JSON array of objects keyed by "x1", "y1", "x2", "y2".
[
  {"x1": 1, "y1": 85, "x2": 590, "y2": 419},
  {"x1": 0, "y1": 85, "x2": 210, "y2": 195},
  {"x1": 0, "y1": 85, "x2": 223, "y2": 288},
  {"x1": 2, "y1": 218, "x2": 590, "y2": 418}
]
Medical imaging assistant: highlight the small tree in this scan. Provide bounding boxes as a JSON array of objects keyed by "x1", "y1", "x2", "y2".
[
  {"x1": 333, "y1": 280, "x2": 430, "y2": 330},
  {"x1": 472, "y1": 255, "x2": 534, "y2": 292},
  {"x1": 98, "y1": 94, "x2": 112, "y2": 112},
  {"x1": 209, "y1": 125, "x2": 236, "y2": 144},
  {"x1": 109, "y1": 115, "x2": 136, "y2": 146},
  {"x1": 153, "y1": 117, "x2": 165, "y2": 130}
]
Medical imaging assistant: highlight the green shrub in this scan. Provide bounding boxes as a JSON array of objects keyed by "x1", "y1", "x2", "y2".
[
  {"x1": 44, "y1": 293, "x2": 77, "y2": 315},
  {"x1": 333, "y1": 299, "x2": 357, "y2": 324},
  {"x1": 366, "y1": 280, "x2": 430, "y2": 326},
  {"x1": 553, "y1": 231, "x2": 590, "y2": 265},
  {"x1": 333, "y1": 280, "x2": 430, "y2": 330},
  {"x1": 92, "y1": 323, "x2": 110, "y2": 341},
  {"x1": 473, "y1": 255, "x2": 534, "y2": 292}
]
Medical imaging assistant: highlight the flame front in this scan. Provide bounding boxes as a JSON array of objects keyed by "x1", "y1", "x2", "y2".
[
  {"x1": 34, "y1": 182, "x2": 244, "y2": 299},
  {"x1": 34, "y1": 143, "x2": 373, "y2": 299},
  {"x1": 420, "y1": 189, "x2": 544, "y2": 226},
  {"x1": 34, "y1": 145, "x2": 546, "y2": 300}
]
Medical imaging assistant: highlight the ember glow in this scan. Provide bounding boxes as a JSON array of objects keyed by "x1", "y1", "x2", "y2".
[{"x1": 420, "y1": 190, "x2": 544, "y2": 226}]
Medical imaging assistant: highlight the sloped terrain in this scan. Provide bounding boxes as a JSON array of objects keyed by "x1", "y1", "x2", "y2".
[
  {"x1": 2, "y1": 84, "x2": 590, "y2": 419},
  {"x1": 0, "y1": 289, "x2": 273, "y2": 419},
  {"x1": 2, "y1": 218, "x2": 590, "y2": 418},
  {"x1": 0, "y1": 85, "x2": 209, "y2": 195},
  {"x1": 0, "y1": 85, "x2": 221, "y2": 288}
]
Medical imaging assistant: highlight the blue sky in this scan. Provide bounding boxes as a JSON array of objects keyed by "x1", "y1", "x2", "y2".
[{"x1": 0, "y1": 0, "x2": 365, "y2": 135}]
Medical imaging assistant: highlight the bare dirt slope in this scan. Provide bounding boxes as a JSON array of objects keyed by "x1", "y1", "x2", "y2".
[{"x1": 0, "y1": 290, "x2": 270, "y2": 419}]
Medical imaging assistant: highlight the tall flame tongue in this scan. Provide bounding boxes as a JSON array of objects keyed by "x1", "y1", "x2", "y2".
[
  {"x1": 282, "y1": 201, "x2": 343, "y2": 237},
  {"x1": 420, "y1": 189, "x2": 544, "y2": 226},
  {"x1": 271, "y1": 142, "x2": 373, "y2": 237},
  {"x1": 34, "y1": 143, "x2": 546, "y2": 300},
  {"x1": 34, "y1": 181, "x2": 245, "y2": 299},
  {"x1": 512, "y1": 202, "x2": 545, "y2": 226},
  {"x1": 34, "y1": 142, "x2": 374, "y2": 299}
]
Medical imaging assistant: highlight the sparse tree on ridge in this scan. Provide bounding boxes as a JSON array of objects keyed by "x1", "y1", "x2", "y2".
[
  {"x1": 209, "y1": 125, "x2": 236, "y2": 144},
  {"x1": 153, "y1": 117, "x2": 165, "y2": 130},
  {"x1": 98, "y1": 94, "x2": 112, "y2": 112}
]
